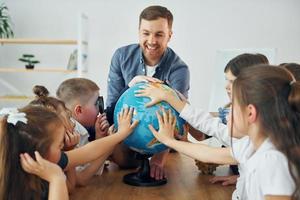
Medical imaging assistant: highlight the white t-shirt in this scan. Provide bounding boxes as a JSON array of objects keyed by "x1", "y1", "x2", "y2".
[
  {"x1": 71, "y1": 118, "x2": 89, "y2": 148},
  {"x1": 72, "y1": 118, "x2": 104, "y2": 175},
  {"x1": 145, "y1": 64, "x2": 158, "y2": 77},
  {"x1": 232, "y1": 137, "x2": 295, "y2": 199}
]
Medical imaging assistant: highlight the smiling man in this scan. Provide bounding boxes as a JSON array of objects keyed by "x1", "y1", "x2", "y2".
[{"x1": 106, "y1": 5, "x2": 190, "y2": 181}]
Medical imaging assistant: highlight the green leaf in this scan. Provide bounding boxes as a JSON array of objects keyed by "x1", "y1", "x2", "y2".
[
  {"x1": 0, "y1": 6, "x2": 8, "y2": 13},
  {"x1": 19, "y1": 58, "x2": 30, "y2": 63},
  {"x1": 0, "y1": 3, "x2": 14, "y2": 38},
  {"x1": 23, "y1": 54, "x2": 34, "y2": 58}
]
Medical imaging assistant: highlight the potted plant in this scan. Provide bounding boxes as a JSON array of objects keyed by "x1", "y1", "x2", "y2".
[
  {"x1": 0, "y1": 3, "x2": 14, "y2": 38},
  {"x1": 19, "y1": 54, "x2": 40, "y2": 69}
]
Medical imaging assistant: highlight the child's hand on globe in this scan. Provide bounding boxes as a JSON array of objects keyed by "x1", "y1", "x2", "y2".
[
  {"x1": 117, "y1": 107, "x2": 139, "y2": 136},
  {"x1": 149, "y1": 108, "x2": 177, "y2": 144},
  {"x1": 114, "y1": 82, "x2": 186, "y2": 155}
]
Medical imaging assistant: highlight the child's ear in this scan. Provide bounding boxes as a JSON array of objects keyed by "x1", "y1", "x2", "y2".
[
  {"x1": 74, "y1": 105, "x2": 82, "y2": 117},
  {"x1": 247, "y1": 104, "x2": 257, "y2": 123}
]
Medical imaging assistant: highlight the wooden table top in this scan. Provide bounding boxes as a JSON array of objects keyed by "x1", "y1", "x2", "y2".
[{"x1": 70, "y1": 153, "x2": 235, "y2": 200}]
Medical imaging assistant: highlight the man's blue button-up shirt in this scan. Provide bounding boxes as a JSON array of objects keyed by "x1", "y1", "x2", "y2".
[{"x1": 106, "y1": 44, "x2": 190, "y2": 109}]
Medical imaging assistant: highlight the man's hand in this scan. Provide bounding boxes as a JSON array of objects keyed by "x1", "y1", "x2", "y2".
[{"x1": 150, "y1": 150, "x2": 169, "y2": 180}]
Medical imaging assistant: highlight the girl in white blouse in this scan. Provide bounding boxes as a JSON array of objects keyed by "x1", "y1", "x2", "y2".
[{"x1": 136, "y1": 65, "x2": 300, "y2": 200}]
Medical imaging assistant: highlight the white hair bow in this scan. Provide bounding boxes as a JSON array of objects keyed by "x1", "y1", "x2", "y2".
[{"x1": 0, "y1": 107, "x2": 28, "y2": 125}]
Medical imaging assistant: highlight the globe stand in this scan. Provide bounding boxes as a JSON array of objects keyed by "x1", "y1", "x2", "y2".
[{"x1": 123, "y1": 153, "x2": 167, "y2": 186}]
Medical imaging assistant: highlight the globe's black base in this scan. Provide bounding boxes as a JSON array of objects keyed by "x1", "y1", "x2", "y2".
[
  {"x1": 123, "y1": 153, "x2": 167, "y2": 187},
  {"x1": 123, "y1": 172, "x2": 167, "y2": 186}
]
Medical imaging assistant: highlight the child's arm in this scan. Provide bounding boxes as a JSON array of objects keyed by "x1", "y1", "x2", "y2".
[
  {"x1": 63, "y1": 131, "x2": 80, "y2": 192},
  {"x1": 136, "y1": 84, "x2": 233, "y2": 145},
  {"x1": 188, "y1": 125, "x2": 206, "y2": 141},
  {"x1": 149, "y1": 109, "x2": 237, "y2": 165},
  {"x1": 76, "y1": 151, "x2": 111, "y2": 186},
  {"x1": 72, "y1": 113, "x2": 112, "y2": 186},
  {"x1": 209, "y1": 175, "x2": 238, "y2": 186},
  {"x1": 20, "y1": 151, "x2": 68, "y2": 200},
  {"x1": 65, "y1": 168, "x2": 76, "y2": 194},
  {"x1": 65, "y1": 107, "x2": 138, "y2": 170},
  {"x1": 265, "y1": 196, "x2": 292, "y2": 200}
]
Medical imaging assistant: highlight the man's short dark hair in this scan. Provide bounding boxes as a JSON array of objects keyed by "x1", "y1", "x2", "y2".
[{"x1": 139, "y1": 5, "x2": 173, "y2": 29}]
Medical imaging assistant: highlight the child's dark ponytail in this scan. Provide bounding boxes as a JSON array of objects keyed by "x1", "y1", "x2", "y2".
[{"x1": 33, "y1": 85, "x2": 49, "y2": 98}]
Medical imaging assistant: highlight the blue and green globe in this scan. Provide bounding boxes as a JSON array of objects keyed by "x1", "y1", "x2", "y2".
[{"x1": 114, "y1": 82, "x2": 187, "y2": 155}]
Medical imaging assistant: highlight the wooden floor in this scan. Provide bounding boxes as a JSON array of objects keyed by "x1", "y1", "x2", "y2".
[{"x1": 70, "y1": 153, "x2": 235, "y2": 200}]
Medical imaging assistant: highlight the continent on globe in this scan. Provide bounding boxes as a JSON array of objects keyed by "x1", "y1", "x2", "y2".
[{"x1": 114, "y1": 82, "x2": 187, "y2": 155}]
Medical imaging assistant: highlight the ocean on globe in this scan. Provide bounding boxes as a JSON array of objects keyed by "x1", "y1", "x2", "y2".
[{"x1": 113, "y1": 82, "x2": 187, "y2": 155}]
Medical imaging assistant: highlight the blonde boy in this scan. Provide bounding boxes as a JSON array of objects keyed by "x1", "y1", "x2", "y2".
[{"x1": 57, "y1": 78, "x2": 110, "y2": 186}]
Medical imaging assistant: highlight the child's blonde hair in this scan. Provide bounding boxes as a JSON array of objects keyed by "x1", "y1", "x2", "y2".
[{"x1": 56, "y1": 78, "x2": 99, "y2": 108}]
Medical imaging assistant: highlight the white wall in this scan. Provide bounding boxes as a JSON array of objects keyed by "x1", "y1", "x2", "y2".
[{"x1": 1, "y1": 0, "x2": 300, "y2": 109}]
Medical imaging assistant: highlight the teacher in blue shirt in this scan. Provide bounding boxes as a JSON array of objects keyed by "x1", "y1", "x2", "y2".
[{"x1": 106, "y1": 5, "x2": 190, "y2": 180}]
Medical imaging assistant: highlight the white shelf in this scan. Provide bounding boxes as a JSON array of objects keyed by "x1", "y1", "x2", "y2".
[
  {"x1": 0, "y1": 96, "x2": 34, "y2": 101},
  {"x1": 0, "y1": 38, "x2": 88, "y2": 45},
  {"x1": 0, "y1": 67, "x2": 77, "y2": 73},
  {"x1": 0, "y1": 13, "x2": 88, "y2": 106},
  {"x1": 0, "y1": 38, "x2": 79, "y2": 45}
]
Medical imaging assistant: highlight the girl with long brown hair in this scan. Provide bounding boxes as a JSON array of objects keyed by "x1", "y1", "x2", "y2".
[
  {"x1": 0, "y1": 106, "x2": 68, "y2": 200},
  {"x1": 0, "y1": 104, "x2": 138, "y2": 200}
]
